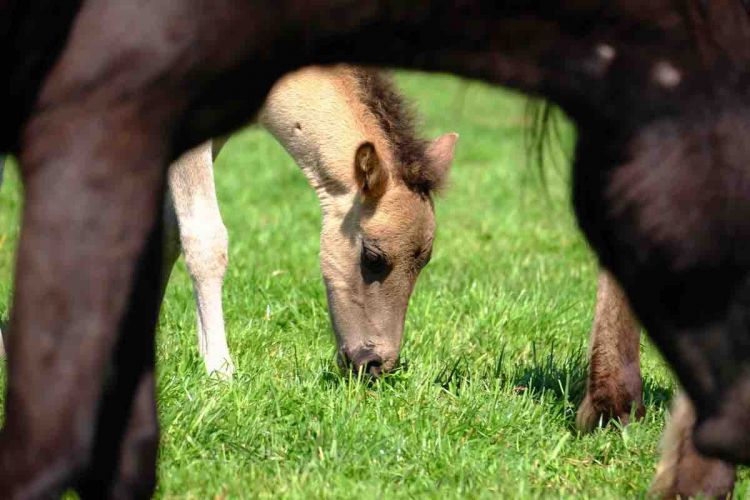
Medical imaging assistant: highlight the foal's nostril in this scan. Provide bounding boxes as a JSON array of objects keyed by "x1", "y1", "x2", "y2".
[
  {"x1": 349, "y1": 350, "x2": 385, "y2": 379},
  {"x1": 363, "y1": 359, "x2": 383, "y2": 378}
]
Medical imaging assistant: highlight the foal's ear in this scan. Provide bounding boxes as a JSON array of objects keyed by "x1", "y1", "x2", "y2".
[
  {"x1": 424, "y1": 132, "x2": 459, "y2": 189},
  {"x1": 354, "y1": 142, "x2": 388, "y2": 198}
]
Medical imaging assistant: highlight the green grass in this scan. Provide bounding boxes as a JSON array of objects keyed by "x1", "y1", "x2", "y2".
[{"x1": 1, "y1": 71, "x2": 748, "y2": 498}]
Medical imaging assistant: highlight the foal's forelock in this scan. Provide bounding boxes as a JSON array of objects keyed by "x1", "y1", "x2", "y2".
[{"x1": 350, "y1": 68, "x2": 443, "y2": 196}]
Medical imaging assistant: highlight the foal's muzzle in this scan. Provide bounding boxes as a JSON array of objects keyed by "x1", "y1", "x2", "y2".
[{"x1": 340, "y1": 347, "x2": 389, "y2": 379}]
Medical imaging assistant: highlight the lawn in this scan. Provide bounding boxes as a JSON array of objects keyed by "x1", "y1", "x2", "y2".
[{"x1": 1, "y1": 71, "x2": 748, "y2": 498}]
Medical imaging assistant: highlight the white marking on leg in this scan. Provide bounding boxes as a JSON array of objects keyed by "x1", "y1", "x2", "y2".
[{"x1": 169, "y1": 141, "x2": 234, "y2": 378}]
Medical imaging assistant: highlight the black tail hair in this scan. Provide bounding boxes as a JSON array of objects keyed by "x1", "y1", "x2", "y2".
[{"x1": 523, "y1": 99, "x2": 573, "y2": 189}]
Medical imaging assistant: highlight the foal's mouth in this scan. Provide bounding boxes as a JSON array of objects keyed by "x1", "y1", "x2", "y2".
[{"x1": 336, "y1": 349, "x2": 401, "y2": 380}]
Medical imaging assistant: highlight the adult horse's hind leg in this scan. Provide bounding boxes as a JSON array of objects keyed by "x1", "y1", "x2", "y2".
[
  {"x1": 577, "y1": 270, "x2": 644, "y2": 430},
  {"x1": 650, "y1": 393, "x2": 736, "y2": 498},
  {"x1": 168, "y1": 140, "x2": 233, "y2": 378},
  {"x1": 0, "y1": 98, "x2": 169, "y2": 497}
]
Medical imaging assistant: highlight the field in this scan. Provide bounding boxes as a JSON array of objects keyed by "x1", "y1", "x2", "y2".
[{"x1": 1, "y1": 71, "x2": 748, "y2": 498}]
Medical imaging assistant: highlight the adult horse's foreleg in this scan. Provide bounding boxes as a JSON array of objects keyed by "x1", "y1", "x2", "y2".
[
  {"x1": 0, "y1": 100, "x2": 169, "y2": 497},
  {"x1": 77, "y1": 215, "x2": 163, "y2": 499},
  {"x1": 168, "y1": 140, "x2": 233, "y2": 378},
  {"x1": 107, "y1": 370, "x2": 159, "y2": 499},
  {"x1": 0, "y1": 154, "x2": 5, "y2": 357},
  {"x1": 577, "y1": 270, "x2": 644, "y2": 430},
  {"x1": 650, "y1": 393, "x2": 736, "y2": 498}
]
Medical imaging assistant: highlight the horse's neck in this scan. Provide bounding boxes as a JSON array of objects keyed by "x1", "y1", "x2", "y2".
[{"x1": 260, "y1": 66, "x2": 387, "y2": 211}]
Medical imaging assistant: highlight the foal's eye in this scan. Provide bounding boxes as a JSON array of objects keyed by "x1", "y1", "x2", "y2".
[
  {"x1": 361, "y1": 240, "x2": 390, "y2": 277},
  {"x1": 417, "y1": 248, "x2": 432, "y2": 269}
]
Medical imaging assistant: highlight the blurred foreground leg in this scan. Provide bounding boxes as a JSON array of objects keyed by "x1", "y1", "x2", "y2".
[{"x1": 0, "y1": 98, "x2": 168, "y2": 497}]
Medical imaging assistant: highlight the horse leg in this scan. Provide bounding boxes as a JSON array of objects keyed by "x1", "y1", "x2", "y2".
[
  {"x1": 650, "y1": 392, "x2": 736, "y2": 498},
  {"x1": 577, "y1": 270, "x2": 644, "y2": 430},
  {"x1": 0, "y1": 98, "x2": 169, "y2": 497},
  {"x1": 169, "y1": 140, "x2": 233, "y2": 378},
  {"x1": 77, "y1": 217, "x2": 163, "y2": 499},
  {"x1": 107, "y1": 370, "x2": 159, "y2": 499},
  {"x1": 161, "y1": 188, "x2": 182, "y2": 298},
  {"x1": 0, "y1": 154, "x2": 5, "y2": 357}
]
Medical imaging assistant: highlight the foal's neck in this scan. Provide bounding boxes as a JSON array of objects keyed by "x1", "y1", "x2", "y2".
[{"x1": 260, "y1": 66, "x2": 392, "y2": 210}]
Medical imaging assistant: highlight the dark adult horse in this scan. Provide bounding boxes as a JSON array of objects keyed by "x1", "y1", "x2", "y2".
[{"x1": 3, "y1": 0, "x2": 750, "y2": 497}]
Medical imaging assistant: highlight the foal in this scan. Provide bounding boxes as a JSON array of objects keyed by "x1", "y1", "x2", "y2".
[{"x1": 162, "y1": 65, "x2": 457, "y2": 377}]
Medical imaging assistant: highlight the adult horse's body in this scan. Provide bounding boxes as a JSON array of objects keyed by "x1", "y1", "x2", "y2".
[{"x1": 3, "y1": 0, "x2": 750, "y2": 497}]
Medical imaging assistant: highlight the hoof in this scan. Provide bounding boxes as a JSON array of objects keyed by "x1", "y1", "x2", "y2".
[
  {"x1": 205, "y1": 354, "x2": 235, "y2": 380},
  {"x1": 576, "y1": 391, "x2": 645, "y2": 432}
]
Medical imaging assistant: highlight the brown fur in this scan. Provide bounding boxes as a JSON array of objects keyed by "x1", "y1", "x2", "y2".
[
  {"x1": 351, "y1": 68, "x2": 445, "y2": 195},
  {"x1": 577, "y1": 271, "x2": 645, "y2": 430}
]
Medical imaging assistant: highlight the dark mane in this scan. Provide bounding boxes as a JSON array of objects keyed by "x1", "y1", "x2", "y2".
[{"x1": 351, "y1": 68, "x2": 441, "y2": 195}]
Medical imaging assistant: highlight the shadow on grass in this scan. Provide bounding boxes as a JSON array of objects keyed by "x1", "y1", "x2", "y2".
[
  {"x1": 433, "y1": 342, "x2": 673, "y2": 426},
  {"x1": 433, "y1": 343, "x2": 586, "y2": 401},
  {"x1": 316, "y1": 341, "x2": 673, "y2": 428}
]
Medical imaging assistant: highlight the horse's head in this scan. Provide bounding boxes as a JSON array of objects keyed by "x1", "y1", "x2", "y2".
[{"x1": 322, "y1": 133, "x2": 457, "y2": 377}]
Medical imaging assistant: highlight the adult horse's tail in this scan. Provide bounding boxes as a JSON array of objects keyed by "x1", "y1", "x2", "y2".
[{"x1": 523, "y1": 100, "x2": 570, "y2": 183}]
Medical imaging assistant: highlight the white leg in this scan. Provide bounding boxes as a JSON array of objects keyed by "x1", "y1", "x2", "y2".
[{"x1": 168, "y1": 141, "x2": 233, "y2": 378}]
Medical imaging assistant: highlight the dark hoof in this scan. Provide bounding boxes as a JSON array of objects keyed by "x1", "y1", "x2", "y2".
[{"x1": 576, "y1": 390, "x2": 645, "y2": 431}]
